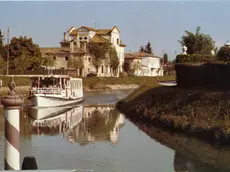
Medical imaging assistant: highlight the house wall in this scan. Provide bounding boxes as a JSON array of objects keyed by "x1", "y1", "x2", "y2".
[
  {"x1": 141, "y1": 56, "x2": 163, "y2": 76},
  {"x1": 111, "y1": 28, "x2": 125, "y2": 73}
]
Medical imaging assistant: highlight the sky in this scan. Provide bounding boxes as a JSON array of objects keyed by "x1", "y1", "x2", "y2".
[{"x1": 0, "y1": 1, "x2": 230, "y2": 60}]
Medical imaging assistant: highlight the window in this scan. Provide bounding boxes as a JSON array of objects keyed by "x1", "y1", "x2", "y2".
[
  {"x1": 101, "y1": 65, "x2": 104, "y2": 73},
  {"x1": 65, "y1": 56, "x2": 69, "y2": 61},
  {"x1": 117, "y1": 38, "x2": 119, "y2": 44},
  {"x1": 80, "y1": 42, "x2": 84, "y2": 49},
  {"x1": 53, "y1": 56, "x2": 56, "y2": 60}
]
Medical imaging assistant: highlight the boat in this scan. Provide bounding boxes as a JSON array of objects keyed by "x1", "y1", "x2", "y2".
[
  {"x1": 28, "y1": 75, "x2": 83, "y2": 107},
  {"x1": 158, "y1": 80, "x2": 177, "y2": 86}
]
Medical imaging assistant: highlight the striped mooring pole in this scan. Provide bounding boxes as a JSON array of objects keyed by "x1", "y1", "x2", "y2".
[{"x1": 1, "y1": 78, "x2": 23, "y2": 170}]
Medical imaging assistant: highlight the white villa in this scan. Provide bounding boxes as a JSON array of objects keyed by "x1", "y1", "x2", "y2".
[
  {"x1": 124, "y1": 52, "x2": 164, "y2": 76},
  {"x1": 40, "y1": 25, "x2": 126, "y2": 77}
]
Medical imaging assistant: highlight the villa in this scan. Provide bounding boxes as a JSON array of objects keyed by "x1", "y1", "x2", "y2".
[{"x1": 40, "y1": 25, "x2": 126, "y2": 77}]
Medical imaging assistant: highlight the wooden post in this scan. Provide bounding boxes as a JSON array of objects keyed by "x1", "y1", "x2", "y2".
[{"x1": 1, "y1": 78, "x2": 23, "y2": 170}]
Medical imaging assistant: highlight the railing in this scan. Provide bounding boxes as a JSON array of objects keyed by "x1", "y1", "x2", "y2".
[
  {"x1": 8, "y1": 69, "x2": 68, "y2": 75},
  {"x1": 31, "y1": 88, "x2": 63, "y2": 95}
]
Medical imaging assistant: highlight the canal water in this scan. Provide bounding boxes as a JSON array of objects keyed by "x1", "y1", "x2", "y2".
[{"x1": 0, "y1": 90, "x2": 230, "y2": 172}]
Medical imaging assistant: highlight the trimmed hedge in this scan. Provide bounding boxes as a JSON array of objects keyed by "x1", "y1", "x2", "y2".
[
  {"x1": 176, "y1": 63, "x2": 230, "y2": 89},
  {"x1": 176, "y1": 54, "x2": 216, "y2": 63}
]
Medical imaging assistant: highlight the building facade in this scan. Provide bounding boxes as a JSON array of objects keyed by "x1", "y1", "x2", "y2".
[
  {"x1": 124, "y1": 52, "x2": 164, "y2": 76},
  {"x1": 59, "y1": 25, "x2": 126, "y2": 77}
]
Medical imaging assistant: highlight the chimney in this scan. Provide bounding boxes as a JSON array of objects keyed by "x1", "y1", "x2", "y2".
[{"x1": 63, "y1": 32, "x2": 66, "y2": 42}]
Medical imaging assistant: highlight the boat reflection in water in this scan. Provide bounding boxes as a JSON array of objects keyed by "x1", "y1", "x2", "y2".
[{"x1": 30, "y1": 105, "x2": 124, "y2": 145}]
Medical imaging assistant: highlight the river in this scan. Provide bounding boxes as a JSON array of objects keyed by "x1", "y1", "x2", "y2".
[{"x1": 0, "y1": 90, "x2": 230, "y2": 172}]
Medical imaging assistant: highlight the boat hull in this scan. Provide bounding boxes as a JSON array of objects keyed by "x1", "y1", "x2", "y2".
[
  {"x1": 29, "y1": 95, "x2": 83, "y2": 107},
  {"x1": 159, "y1": 81, "x2": 177, "y2": 86}
]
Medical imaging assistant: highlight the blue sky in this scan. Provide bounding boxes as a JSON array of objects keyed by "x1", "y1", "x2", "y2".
[{"x1": 0, "y1": 1, "x2": 229, "y2": 60}]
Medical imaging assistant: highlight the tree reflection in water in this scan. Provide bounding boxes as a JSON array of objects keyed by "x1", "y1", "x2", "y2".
[{"x1": 30, "y1": 105, "x2": 124, "y2": 146}]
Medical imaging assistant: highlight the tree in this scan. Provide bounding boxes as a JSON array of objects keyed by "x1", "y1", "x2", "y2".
[
  {"x1": 108, "y1": 47, "x2": 119, "y2": 75},
  {"x1": 0, "y1": 29, "x2": 3, "y2": 47},
  {"x1": 13, "y1": 51, "x2": 32, "y2": 74},
  {"x1": 67, "y1": 56, "x2": 84, "y2": 69},
  {"x1": 0, "y1": 55, "x2": 6, "y2": 74},
  {"x1": 216, "y1": 45, "x2": 230, "y2": 61},
  {"x1": 123, "y1": 60, "x2": 141, "y2": 76},
  {"x1": 178, "y1": 26, "x2": 215, "y2": 55},
  {"x1": 163, "y1": 53, "x2": 168, "y2": 64},
  {"x1": 0, "y1": 29, "x2": 6, "y2": 58},
  {"x1": 8, "y1": 36, "x2": 42, "y2": 70},
  {"x1": 145, "y1": 41, "x2": 153, "y2": 55},
  {"x1": 42, "y1": 56, "x2": 56, "y2": 69},
  {"x1": 88, "y1": 42, "x2": 111, "y2": 72},
  {"x1": 139, "y1": 45, "x2": 145, "y2": 52},
  {"x1": 139, "y1": 42, "x2": 154, "y2": 54}
]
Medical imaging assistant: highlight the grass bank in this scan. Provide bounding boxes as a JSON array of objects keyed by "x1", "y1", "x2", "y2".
[
  {"x1": 116, "y1": 85, "x2": 230, "y2": 144},
  {"x1": 0, "y1": 75, "x2": 175, "y2": 93}
]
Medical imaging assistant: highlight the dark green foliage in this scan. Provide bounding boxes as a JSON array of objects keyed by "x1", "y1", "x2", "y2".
[
  {"x1": 175, "y1": 63, "x2": 230, "y2": 89},
  {"x1": 0, "y1": 29, "x2": 3, "y2": 47},
  {"x1": 144, "y1": 41, "x2": 153, "y2": 55},
  {"x1": 88, "y1": 42, "x2": 111, "y2": 72},
  {"x1": 139, "y1": 41, "x2": 154, "y2": 55},
  {"x1": 8, "y1": 36, "x2": 42, "y2": 70},
  {"x1": 216, "y1": 45, "x2": 230, "y2": 62},
  {"x1": 139, "y1": 45, "x2": 145, "y2": 52},
  {"x1": 176, "y1": 54, "x2": 215, "y2": 63},
  {"x1": 108, "y1": 46, "x2": 119, "y2": 74},
  {"x1": 178, "y1": 26, "x2": 215, "y2": 55},
  {"x1": 163, "y1": 53, "x2": 168, "y2": 64}
]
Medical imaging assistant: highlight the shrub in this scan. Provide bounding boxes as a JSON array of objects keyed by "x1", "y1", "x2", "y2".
[
  {"x1": 176, "y1": 63, "x2": 230, "y2": 89},
  {"x1": 216, "y1": 45, "x2": 230, "y2": 62},
  {"x1": 176, "y1": 54, "x2": 216, "y2": 63}
]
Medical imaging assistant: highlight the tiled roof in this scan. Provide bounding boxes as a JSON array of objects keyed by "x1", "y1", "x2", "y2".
[
  {"x1": 132, "y1": 52, "x2": 161, "y2": 58},
  {"x1": 119, "y1": 43, "x2": 126, "y2": 47},
  {"x1": 77, "y1": 26, "x2": 97, "y2": 32},
  {"x1": 90, "y1": 34, "x2": 110, "y2": 44},
  {"x1": 67, "y1": 26, "x2": 75, "y2": 33},
  {"x1": 69, "y1": 29, "x2": 78, "y2": 36},
  {"x1": 40, "y1": 47, "x2": 87, "y2": 54},
  {"x1": 96, "y1": 29, "x2": 112, "y2": 35},
  {"x1": 125, "y1": 53, "x2": 142, "y2": 59}
]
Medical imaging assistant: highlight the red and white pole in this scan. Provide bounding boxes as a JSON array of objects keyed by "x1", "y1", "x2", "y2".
[{"x1": 1, "y1": 79, "x2": 23, "y2": 170}]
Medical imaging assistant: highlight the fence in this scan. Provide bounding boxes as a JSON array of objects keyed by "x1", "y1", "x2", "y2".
[{"x1": 0, "y1": 69, "x2": 80, "y2": 77}]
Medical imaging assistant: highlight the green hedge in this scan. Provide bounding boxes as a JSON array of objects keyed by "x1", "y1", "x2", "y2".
[
  {"x1": 176, "y1": 63, "x2": 230, "y2": 89},
  {"x1": 176, "y1": 54, "x2": 216, "y2": 63}
]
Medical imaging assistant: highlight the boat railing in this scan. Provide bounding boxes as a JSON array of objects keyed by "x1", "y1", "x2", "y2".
[{"x1": 31, "y1": 87, "x2": 63, "y2": 95}]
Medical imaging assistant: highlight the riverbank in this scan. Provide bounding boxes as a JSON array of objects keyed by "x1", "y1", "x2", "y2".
[
  {"x1": 116, "y1": 85, "x2": 230, "y2": 144},
  {"x1": 0, "y1": 75, "x2": 175, "y2": 93}
]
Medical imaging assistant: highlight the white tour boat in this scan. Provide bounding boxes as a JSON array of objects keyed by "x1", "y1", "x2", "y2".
[{"x1": 28, "y1": 75, "x2": 83, "y2": 107}]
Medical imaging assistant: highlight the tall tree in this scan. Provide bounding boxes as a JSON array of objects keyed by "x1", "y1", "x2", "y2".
[
  {"x1": 8, "y1": 36, "x2": 42, "y2": 70},
  {"x1": 88, "y1": 42, "x2": 111, "y2": 72},
  {"x1": 178, "y1": 26, "x2": 215, "y2": 55},
  {"x1": 0, "y1": 29, "x2": 6, "y2": 58},
  {"x1": 163, "y1": 53, "x2": 168, "y2": 64},
  {"x1": 108, "y1": 47, "x2": 119, "y2": 75},
  {"x1": 0, "y1": 29, "x2": 3, "y2": 47},
  {"x1": 139, "y1": 45, "x2": 145, "y2": 52},
  {"x1": 144, "y1": 41, "x2": 153, "y2": 55}
]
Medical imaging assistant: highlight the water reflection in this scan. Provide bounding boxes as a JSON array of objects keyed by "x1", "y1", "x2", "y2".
[
  {"x1": 132, "y1": 120, "x2": 230, "y2": 172},
  {"x1": 30, "y1": 105, "x2": 124, "y2": 146}
]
